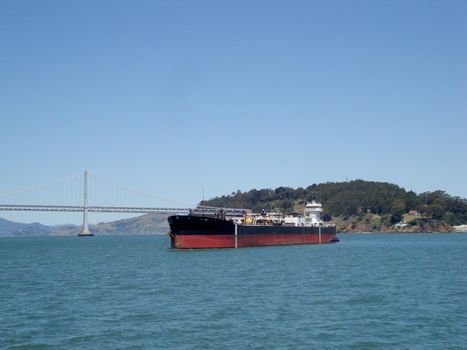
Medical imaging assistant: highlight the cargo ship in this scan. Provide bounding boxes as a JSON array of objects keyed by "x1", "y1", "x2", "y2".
[{"x1": 168, "y1": 201, "x2": 338, "y2": 249}]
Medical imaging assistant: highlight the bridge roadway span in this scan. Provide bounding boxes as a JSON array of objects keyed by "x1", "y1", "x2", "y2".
[{"x1": 0, "y1": 205, "x2": 246, "y2": 216}]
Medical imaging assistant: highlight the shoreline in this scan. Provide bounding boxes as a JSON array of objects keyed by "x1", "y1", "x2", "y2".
[{"x1": 337, "y1": 230, "x2": 467, "y2": 234}]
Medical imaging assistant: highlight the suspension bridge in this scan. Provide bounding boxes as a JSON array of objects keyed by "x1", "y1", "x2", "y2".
[{"x1": 0, "y1": 171, "x2": 245, "y2": 236}]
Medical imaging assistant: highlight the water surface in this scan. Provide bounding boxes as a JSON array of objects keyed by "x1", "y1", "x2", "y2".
[{"x1": 1, "y1": 234, "x2": 466, "y2": 349}]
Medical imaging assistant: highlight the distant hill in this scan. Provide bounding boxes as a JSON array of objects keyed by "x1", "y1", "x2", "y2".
[
  {"x1": 0, "y1": 218, "x2": 54, "y2": 236},
  {"x1": 53, "y1": 213, "x2": 169, "y2": 236},
  {"x1": 0, "y1": 214, "x2": 169, "y2": 237},
  {"x1": 0, "y1": 218, "x2": 28, "y2": 234},
  {"x1": 201, "y1": 180, "x2": 467, "y2": 232}
]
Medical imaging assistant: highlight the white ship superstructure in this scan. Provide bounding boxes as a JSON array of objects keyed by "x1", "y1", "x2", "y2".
[
  {"x1": 284, "y1": 201, "x2": 325, "y2": 227},
  {"x1": 219, "y1": 201, "x2": 330, "y2": 228}
]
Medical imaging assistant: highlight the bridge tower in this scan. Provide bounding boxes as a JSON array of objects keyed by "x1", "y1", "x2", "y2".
[{"x1": 78, "y1": 170, "x2": 93, "y2": 237}]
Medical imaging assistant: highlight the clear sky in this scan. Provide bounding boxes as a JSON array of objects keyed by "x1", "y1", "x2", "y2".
[{"x1": 1, "y1": 0, "x2": 466, "y2": 225}]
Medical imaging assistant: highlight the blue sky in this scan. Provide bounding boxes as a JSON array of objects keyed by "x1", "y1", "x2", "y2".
[{"x1": 1, "y1": 0, "x2": 466, "y2": 225}]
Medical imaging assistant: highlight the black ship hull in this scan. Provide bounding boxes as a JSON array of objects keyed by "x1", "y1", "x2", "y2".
[{"x1": 168, "y1": 215, "x2": 337, "y2": 249}]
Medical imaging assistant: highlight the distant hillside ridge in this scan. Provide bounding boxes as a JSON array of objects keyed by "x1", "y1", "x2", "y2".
[
  {"x1": 201, "y1": 180, "x2": 467, "y2": 232},
  {"x1": 0, "y1": 218, "x2": 28, "y2": 234},
  {"x1": 0, "y1": 214, "x2": 169, "y2": 237},
  {"x1": 53, "y1": 213, "x2": 169, "y2": 236},
  {"x1": 0, "y1": 218, "x2": 55, "y2": 236}
]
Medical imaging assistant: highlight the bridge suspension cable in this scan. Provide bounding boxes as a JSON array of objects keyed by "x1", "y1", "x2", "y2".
[
  {"x1": 88, "y1": 173, "x2": 193, "y2": 207},
  {"x1": 0, "y1": 173, "x2": 82, "y2": 199},
  {"x1": 0, "y1": 173, "x2": 83, "y2": 207},
  {"x1": 0, "y1": 172, "x2": 194, "y2": 208}
]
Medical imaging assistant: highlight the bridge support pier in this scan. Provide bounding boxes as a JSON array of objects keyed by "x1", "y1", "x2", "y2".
[{"x1": 78, "y1": 170, "x2": 93, "y2": 237}]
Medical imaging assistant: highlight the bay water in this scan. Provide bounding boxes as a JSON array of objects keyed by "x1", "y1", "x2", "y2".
[{"x1": 1, "y1": 234, "x2": 466, "y2": 349}]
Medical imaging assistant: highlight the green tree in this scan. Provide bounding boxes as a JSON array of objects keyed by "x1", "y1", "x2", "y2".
[{"x1": 390, "y1": 213, "x2": 403, "y2": 225}]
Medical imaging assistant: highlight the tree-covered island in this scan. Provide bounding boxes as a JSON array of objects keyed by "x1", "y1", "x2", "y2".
[{"x1": 201, "y1": 180, "x2": 467, "y2": 233}]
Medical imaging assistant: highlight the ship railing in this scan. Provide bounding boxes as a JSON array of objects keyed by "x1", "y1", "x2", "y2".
[{"x1": 190, "y1": 206, "x2": 249, "y2": 217}]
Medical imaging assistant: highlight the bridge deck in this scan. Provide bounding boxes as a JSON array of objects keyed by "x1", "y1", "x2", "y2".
[{"x1": 0, "y1": 205, "x2": 247, "y2": 216}]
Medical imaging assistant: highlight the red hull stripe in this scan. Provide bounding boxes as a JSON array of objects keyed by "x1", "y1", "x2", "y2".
[{"x1": 173, "y1": 233, "x2": 336, "y2": 249}]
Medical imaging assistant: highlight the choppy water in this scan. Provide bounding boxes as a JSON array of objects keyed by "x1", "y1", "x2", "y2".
[{"x1": 1, "y1": 234, "x2": 466, "y2": 349}]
